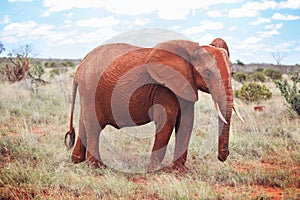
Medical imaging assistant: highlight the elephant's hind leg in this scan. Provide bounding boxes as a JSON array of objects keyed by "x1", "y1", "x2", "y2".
[
  {"x1": 85, "y1": 120, "x2": 106, "y2": 168},
  {"x1": 72, "y1": 115, "x2": 87, "y2": 164}
]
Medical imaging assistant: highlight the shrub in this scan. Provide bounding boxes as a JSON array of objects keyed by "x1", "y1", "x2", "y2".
[
  {"x1": 29, "y1": 64, "x2": 45, "y2": 80},
  {"x1": 44, "y1": 61, "x2": 57, "y2": 68},
  {"x1": 233, "y1": 72, "x2": 248, "y2": 83},
  {"x1": 49, "y1": 68, "x2": 67, "y2": 79},
  {"x1": 263, "y1": 68, "x2": 282, "y2": 80},
  {"x1": 250, "y1": 72, "x2": 266, "y2": 82},
  {"x1": 254, "y1": 68, "x2": 264, "y2": 72},
  {"x1": 61, "y1": 61, "x2": 74, "y2": 67},
  {"x1": 235, "y1": 82, "x2": 272, "y2": 103},
  {"x1": 275, "y1": 73, "x2": 300, "y2": 116}
]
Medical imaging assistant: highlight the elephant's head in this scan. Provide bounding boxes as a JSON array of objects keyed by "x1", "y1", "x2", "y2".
[{"x1": 145, "y1": 39, "x2": 234, "y2": 161}]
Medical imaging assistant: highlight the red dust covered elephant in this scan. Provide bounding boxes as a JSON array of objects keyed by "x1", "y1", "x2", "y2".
[{"x1": 64, "y1": 38, "x2": 241, "y2": 172}]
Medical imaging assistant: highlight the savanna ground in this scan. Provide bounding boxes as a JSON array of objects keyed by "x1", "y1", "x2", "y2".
[{"x1": 0, "y1": 67, "x2": 299, "y2": 200}]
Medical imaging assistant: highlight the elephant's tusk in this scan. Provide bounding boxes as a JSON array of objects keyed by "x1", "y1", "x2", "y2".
[
  {"x1": 214, "y1": 102, "x2": 228, "y2": 124},
  {"x1": 233, "y1": 105, "x2": 245, "y2": 123}
]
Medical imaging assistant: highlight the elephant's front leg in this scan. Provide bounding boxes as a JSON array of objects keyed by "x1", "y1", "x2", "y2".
[
  {"x1": 147, "y1": 104, "x2": 178, "y2": 172},
  {"x1": 172, "y1": 102, "x2": 194, "y2": 172},
  {"x1": 148, "y1": 122, "x2": 175, "y2": 172}
]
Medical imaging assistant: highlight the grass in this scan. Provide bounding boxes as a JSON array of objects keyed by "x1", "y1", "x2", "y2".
[{"x1": 0, "y1": 71, "x2": 299, "y2": 199}]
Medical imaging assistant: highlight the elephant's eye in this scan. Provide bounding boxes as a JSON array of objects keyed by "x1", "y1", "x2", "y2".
[{"x1": 204, "y1": 70, "x2": 211, "y2": 79}]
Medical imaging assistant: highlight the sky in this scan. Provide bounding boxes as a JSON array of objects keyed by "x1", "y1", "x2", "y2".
[{"x1": 0, "y1": 0, "x2": 300, "y2": 65}]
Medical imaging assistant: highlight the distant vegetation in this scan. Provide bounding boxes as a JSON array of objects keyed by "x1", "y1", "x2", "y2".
[
  {"x1": 233, "y1": 68, "x2": 283, "y2": 83},
  {"x1": 275, "y1": 73, "x2": 300, "y2": 117}
]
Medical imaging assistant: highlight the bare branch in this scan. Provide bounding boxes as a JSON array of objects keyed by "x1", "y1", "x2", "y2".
[{"x1": 272, "y1": 51, "x2": 287, "y2": 65}]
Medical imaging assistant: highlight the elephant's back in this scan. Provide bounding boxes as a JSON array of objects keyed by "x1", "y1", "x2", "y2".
[{"x1": 75, "y1": 43, "x2": 140, "y2": 83}]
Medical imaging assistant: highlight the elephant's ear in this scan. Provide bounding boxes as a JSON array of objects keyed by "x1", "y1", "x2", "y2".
[
  {"x1": 210, "y1": 38, "x2": 230, "y2": 58},
  {"x1": 145, "y1": 44, "x2": 198, "y2": 102}
]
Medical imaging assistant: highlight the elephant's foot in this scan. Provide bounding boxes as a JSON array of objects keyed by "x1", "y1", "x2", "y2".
[
  {"x1": 147, "y1": 161, "x2": 161, "y2": 173},
  {"x1": 170, "y1": 162, "x2": 189, "y2": 173},
  {"x1": 71, "y1": 139, "x2": 87, "y2": 164},
  {"x1": 71, "y1": 153, "x2": 86, "y2": 164},
  {"x1": 158, "y1": 162, "x2": 188, "y2": 174},
  {"x1": 86, "y1": 152, "x2": 106, "y2": 168}
]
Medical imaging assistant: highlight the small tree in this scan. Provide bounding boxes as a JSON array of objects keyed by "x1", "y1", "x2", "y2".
[
  {"x1": 236, "y1": 59, "x2": 245, "y2": 66},
  {"x1": 272, "y1": 51, "x2": 287, "y2": 65},
  {"x1": 6, "y1": 44, "x2": 33, "y2": 82}
]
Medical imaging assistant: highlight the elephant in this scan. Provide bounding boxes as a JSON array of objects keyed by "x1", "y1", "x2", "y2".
[{"x1": 65, "y1": 38, "x2": 239, "y2": 172}]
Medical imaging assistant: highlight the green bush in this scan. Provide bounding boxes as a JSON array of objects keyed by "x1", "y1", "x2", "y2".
[
  {"x1": 61, "y1": 61, "x2": 74, "y2": 67},
  {"x1": 275, "y1": 73, "x2": 300, "y2": 116},
  {"x1": 49, "y1": 68, "x2": 67, "y2": 79},
  {"x1": 44, "y1": 61, "x2": 57, "y2": 68},
  {"x1": 233, "y1": 72, "x2": 248, "y2": 83},
  {"x1": 263, "y1": 68, "x2": 282, "y2": 80},
  {"x1": 235, "y1": 82, "x2": 272, "y2": 103},
  {"x1": 29, "y1": 64, "x2": 45, "y2": 79},
  {"x1": 254, "y1": 68, "x2": 264, "y2": 72},
  {"x1": 250, "y1": 72, "x2": 266, "y2": 82}
]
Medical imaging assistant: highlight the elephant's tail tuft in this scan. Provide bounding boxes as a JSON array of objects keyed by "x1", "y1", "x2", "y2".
[
  {"x1": 65, "y1": 79, "x2": 78, "y2": 150},
  {"x1": 65, "y1": 127, "x2": 75, "y2": 149}
]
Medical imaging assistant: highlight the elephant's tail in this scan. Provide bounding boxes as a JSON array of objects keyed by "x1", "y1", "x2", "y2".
[{"x1": 64, "y1": 79, "x2": 78, "y2": 150}]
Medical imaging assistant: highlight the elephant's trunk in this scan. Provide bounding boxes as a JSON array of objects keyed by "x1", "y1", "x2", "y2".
[{"x1": 217, "y1": 87, "x2": 233, "y2": 162}]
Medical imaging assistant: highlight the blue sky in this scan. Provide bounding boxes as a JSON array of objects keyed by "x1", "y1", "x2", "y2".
[{"x1": 0, "y1": 0, "x2": 300, "y2": 64}]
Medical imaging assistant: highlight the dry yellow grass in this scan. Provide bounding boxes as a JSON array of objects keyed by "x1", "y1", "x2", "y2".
[{"x1": 0, "y1": 70, "x2": 299, "y2": 199}]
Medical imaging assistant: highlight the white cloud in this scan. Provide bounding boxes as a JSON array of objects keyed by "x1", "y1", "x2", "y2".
[
  {"x1": 75, "y1": 16, "x2": 119, "y2": 28},
  {"x1": 294, "y1": 45, "x2": 300, "y2": 51},
  {"x1": 244, "y1": 37, "x2": 262, "y2": 44},
  {"x1": 229, "y1": 1, "x2": 277, "y2": 18},
  {"x1": 207, "y1": 10, "x2": 222, "y2": 18},
  {"x1": 75, "y1": 28, "x2": 118, "y2": 44},
  {"x1": 272, "y1": 12, "x2": 300, "y2": 20},
  {"x1": 259, "y1": 29, "x2": 280, "y2": 38},
  {"x1": 265, "y1": 23, "x2": 283, "y2": 30},
  {"x1": 170, "y1": 25, "x2": 182, "y2": 31},
  {"x1": 2, "y1": 20, "x2": 76, "y2": 45},
  {"x1": 133, "y1": 18, "x2": 151, "y2": 26},
  {"x1": 251, "y1": 17, "x2": 271, "y2": 25},
  {"x1": 8, "y1": 0, "x2": 32, "y2": 2},
  {"x1": 64, "y1": 12, "x2": 74, "y2": 18},
  {"x1": 277, "y1": 0, "x2": 300, "y2": 9},
  {"x1": 228, "y1": 26, "x2": 237, "y2": 31},
  {"x1": 195, "y1": 33, "x2": 214, "y2": 45},
  {"x1": 61, "y1": 20, "x2": 72, "y2": 28},
  {"x1": 259, "y1": 22, "x2": 283, "y2": 38},
  {"x1": 4, "y1": 21, "x2": 38, "y2": 36},
  {"x1": 157, "y1": 8, "x2": 190, "y2": 20},
  {"x1": 42, "y1": 0, "x2": 240, "y2": 20},
  {"x1": 182, "y1": 20, "x2": 223, "y2": 35}
]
